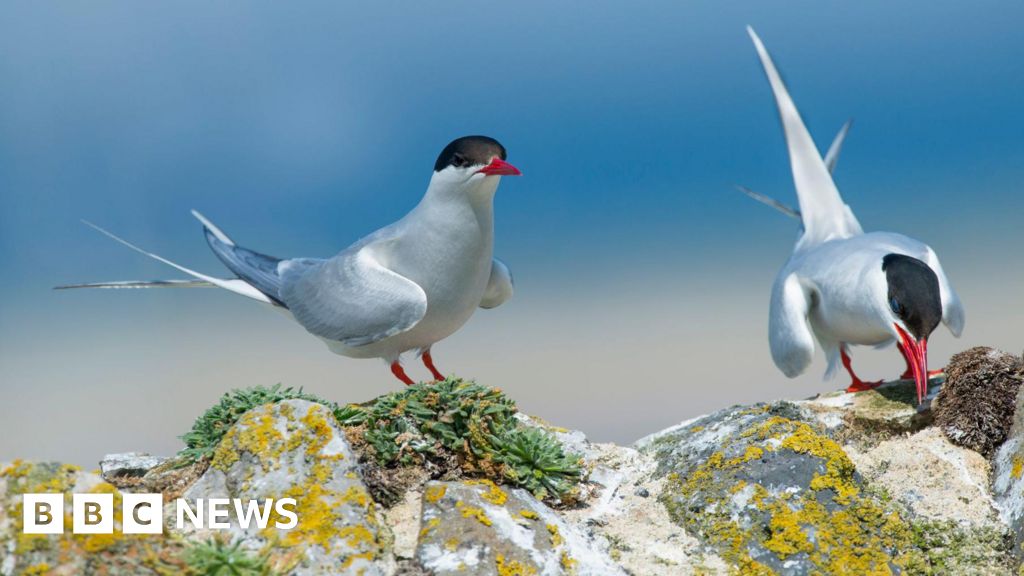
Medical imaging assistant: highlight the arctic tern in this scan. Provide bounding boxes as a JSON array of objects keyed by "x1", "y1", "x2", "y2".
[
  {"x1": 58, "y1": 135, "x2": 521, "y2": 385},
  {"x1": 744, "y1": 27, "x2": 964, "y2": 404}
]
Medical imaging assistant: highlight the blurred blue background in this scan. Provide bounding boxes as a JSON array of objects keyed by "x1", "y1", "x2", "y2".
[{"x1": 2, "y1": 1, "x2": 1022, "y2": 465}]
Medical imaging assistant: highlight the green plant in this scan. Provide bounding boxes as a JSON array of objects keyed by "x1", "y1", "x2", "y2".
[
  {"x1": 342, "y1": 378, "x2": 584, "y2": 501},
  {"x1": 495, "y1": 426, "x2": 583, "y2": 501},
  {"x1": 184, "y1": 538, "x2": 274, "y2": 576},
  {"x1": 178, "y1": 384, "x2": 356, "y2": 462}
]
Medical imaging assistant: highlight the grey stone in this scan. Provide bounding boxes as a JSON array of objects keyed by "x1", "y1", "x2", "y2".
[
  {"x1": 640, "y1": 403, "x2": 914, "y2": 575},
  {"x1": 181, "y1": 399, "x2": 391, "y2": 576},
  {"x1": 415, "y1": 480, "x2": 623, "y2": 576},
  {"x1": 99, "y1": 452, "x2": 167, "y2": 480}
]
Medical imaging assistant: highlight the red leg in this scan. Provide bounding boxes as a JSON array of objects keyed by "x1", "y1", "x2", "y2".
[
  {"x1": 421, "y1": 349, "x2": 444, "y2": 382},
  {"x1": 390, "y1": 361, "x2": 414, "y2": 386},
  {"x1": 897, "y1": 343, "x2": 943, "y2": 379},
  {"x1": 841, "y1": 347, "x2": 883, "y2": 392}
]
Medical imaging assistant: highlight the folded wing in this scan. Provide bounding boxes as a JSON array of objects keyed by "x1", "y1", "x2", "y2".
[{"x1": 278, "y1": 246, "x2": 428, "y2": 347}]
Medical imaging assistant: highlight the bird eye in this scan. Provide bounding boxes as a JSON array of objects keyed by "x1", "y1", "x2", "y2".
[
  {"x1": 889, "y1": 297, "x2": 902, "y2": 316},
  {"x1": 451, "y1": 153, "x2": 468, "y2": 168}
]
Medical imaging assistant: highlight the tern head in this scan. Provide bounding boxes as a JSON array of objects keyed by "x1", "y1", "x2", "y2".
[
  {"x1": 430, "y1": 136, "x2": 521, "y2": 199},
  {"x1": 882, "y1": 253, "x2": 942, "y2": 404}
]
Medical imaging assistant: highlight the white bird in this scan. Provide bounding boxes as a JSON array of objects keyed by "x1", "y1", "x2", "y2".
[
  {"x1": 744, "y1": 27, "x2": 964, "y2": 404},
  {"x1": 57, "y1": 135, "x2": 522, "y2": 385}
]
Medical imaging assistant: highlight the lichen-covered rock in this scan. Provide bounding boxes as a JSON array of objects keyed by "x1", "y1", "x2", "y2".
[
  {"x1": 182, "y1": 399, "x2": 390, "y2": 575},
  {"x1": 991, "y1": 374, "x2": 1024, "y2": 560},
  {"x1": 642, "y1": 403, "x2": 918, "y2": 575},
  {"x1": 415, "y1": 479, "x2": 623, "y2": 575},
  {"x1": 935, "y1": 347, "x2": 1024, "y2": 457},
  {"x1": 0, "y1": 460, "x2": 189, "y2": 575},
  {"x1": 797, "y1": 377, "x2": 941, "y2": 446},
  {"x1": 848, "y1": 427, "x2": 1000, "y2": 528}
]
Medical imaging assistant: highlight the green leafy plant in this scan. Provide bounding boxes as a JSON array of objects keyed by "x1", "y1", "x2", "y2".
[
  {"x1": 178, "y1": 384, "x2": 356, "y2": 462},
  {"x1": 179, "y1": 379, "x2": 585, "y2": 502},
  {"x1": 495, "y1": 426, "x2": 584, "y2": 501},
  {"x1": 344, "y1": 378, "x2": 583, "y2": 501},
  {"x1": 184, "y1": 537, "x2": 274, "y2": 576}
]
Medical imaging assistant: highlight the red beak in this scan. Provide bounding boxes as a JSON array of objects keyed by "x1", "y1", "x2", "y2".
[
  {"x1": 477, "y1": 157, "x2": 522, "y2": 176},
  {"x1": 895, "y1": 324, "x2": 929, "y2": 405}
]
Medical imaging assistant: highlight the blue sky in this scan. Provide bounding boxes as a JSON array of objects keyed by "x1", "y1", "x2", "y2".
[{"x1": 1, "y1": 1, "x2": 1023, "y2": 463}]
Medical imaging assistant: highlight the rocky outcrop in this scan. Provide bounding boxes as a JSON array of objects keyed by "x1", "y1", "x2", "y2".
[{"x1": 3, "y1": 364, "x2": 1024, "y2": 575}]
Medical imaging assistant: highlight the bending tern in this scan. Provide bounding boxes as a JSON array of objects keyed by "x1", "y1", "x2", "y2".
[
  {"x1": 744, "y1": 27, "x2": 964, "y2": 404},
  {"x1": 58, "y1": 135, "x2": 521, "y2": 385}
]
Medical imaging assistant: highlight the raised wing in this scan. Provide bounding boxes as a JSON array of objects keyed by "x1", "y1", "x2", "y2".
[
  {"x1": 278, "y1": 245, "x2": 427, "y2": 347},
  {"x1": 480, "y1": 258, "x2": 514, "y2": 309},
  {"x1": 747, "y1": 27, "x2": 863, "y2": 250},
  {"x1": 823, "y1": 119, "x2": 853, "y2": 174},
  {"x1": 769, "y1": 273, "x2": 816, "y2": 378}
]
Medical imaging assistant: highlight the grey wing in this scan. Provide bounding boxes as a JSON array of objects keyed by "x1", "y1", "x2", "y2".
[
  {"x1": 480, "y1": 258, "x2": 514, "y2": 309},
  {"x1": 192, "y1": 210, "x2": 284, "y2": 303},
  {"x1": 769, "y1": 273, "x2": 816, "y2": 378},
  {"x1": 278, "y1": 246, "x2": 427, "y2": 347}
]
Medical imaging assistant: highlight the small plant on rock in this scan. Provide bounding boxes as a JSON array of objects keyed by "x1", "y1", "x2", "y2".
[{"x1": 184, "y1": 537, "x2": 274, "y2": 576}]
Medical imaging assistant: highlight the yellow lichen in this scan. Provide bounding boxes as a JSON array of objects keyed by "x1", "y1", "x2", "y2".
[
  {"x1": 445, "y1": 537, "x2": 459, "y2": 551},
  {"x1": 663, "y1": 415, "x2": 913, "y2": 574},
  {"x1": 457, "y1": 505, "x2": 492, "y2": 527},
  {"x1": 1012, "y1": 456, "x2": 1024, "y2": 480},
  {"x1": 546, "y1": 523, "x2": 563, "y2": 548},
  {"x1": 495, "y1": 554, "x2": 538, "y2": 576},
  {"x1": 423, "y1": 484, "x2": 447, "y2": 503},
  {"x1": 559, "y1": 551, "x2": 578, "y2": 573},
  {"x1": 419, "y1": 518, "x2": 440, "y2": 539},
  {"x1": 519, "y1": 509, "x2": 539, "y2": 520},
  {"x1": 469, "y1": 478, "x2": 508, "y2": 506},
  {"x1": 22, "y1": 563, "x2": 51, "y2": 576}
]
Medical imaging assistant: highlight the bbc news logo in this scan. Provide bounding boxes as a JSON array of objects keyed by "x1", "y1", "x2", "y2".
[{"x1": 23, "y1": 494, "x2": 298, "y2": 534}]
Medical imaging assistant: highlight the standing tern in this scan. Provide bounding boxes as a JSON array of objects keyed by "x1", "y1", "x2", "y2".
[
  {"x1": 744, "y1": 27, "x2": 964, "y2": 404},
  {"x1": 57, "y1": 135, "x2": 521, "y2": 385}
]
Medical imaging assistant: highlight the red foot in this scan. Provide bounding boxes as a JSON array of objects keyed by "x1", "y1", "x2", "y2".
[
  {"x1": 899, "y1": 369, "x2": 944, "y2": 380},
  {"x1": 421, "y1": 350, "x2": 444, "y2": 382},
  {"x1": 841, "y1": 347, "x2": 883, "y2": 393},
  {"x1": 390, "y1": 361, "x2": 414, "y2": 386},
  {"x1": 846, "y1": 378, "x2": 884, "y2": 393}
]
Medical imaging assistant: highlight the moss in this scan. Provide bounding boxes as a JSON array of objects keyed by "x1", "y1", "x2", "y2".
[{"x1": 902, "y1": 519, "x2": 1014, "y2": 575}]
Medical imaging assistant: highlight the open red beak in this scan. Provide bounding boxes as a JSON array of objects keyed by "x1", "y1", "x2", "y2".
[
  {"x1": 477, "y1": 157, "x2": 522, "y2": 177},
  {"x1": 895, "y1": 324, "x2": 929, "y2": 405}
]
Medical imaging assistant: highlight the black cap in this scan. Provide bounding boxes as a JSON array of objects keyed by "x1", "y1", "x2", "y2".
[{"x1": 434, "y1": 136, "x2": 507, "y2": 172}]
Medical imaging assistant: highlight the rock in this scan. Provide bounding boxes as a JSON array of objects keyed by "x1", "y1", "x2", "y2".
[
  {"x1": 848, "y1": 428, "x2": 999, "y2": 528},
  {"x1": 797, "y1": 376, "x2": 942, "y2": 446},
  {"x1": 415, "y1": 479, "x2": 623, "y2": 576},
  {"x1": 935, "y1": 347, "x2": 1024, "y2": 457},
  {"x1": 99, "y1": 452, "x2": 167, "y2": 481},
  {"x1": 991, "y1": 373, "x2": 1024, "y2": 559},
  {"x1": 0, "y1": 460, "x2": 189, "y2": 575},
  {"x1": 641, "y1": 403, "x2": 919, "y2": 575},
  {"x1": 182, "y1": 399, "x2": 390, "y2": 575}
]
